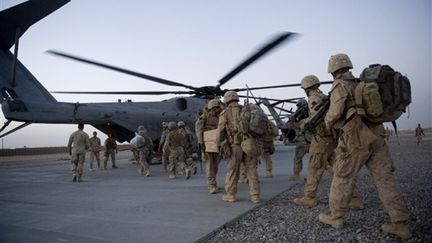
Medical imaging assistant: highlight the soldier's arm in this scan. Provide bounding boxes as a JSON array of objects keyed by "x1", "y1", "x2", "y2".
[
  {"x1": 195, "y1": 116, "x2": 205, "y2": 144},
  {"x1": 324, "y1": 82, "x2": 347, "y2": 130},
  {"x1": 67, "y1": 134, "x2": 73, "y2": 154},
  {"x1": 216, "y1": 111, "x2": 227, "y2": 146}
]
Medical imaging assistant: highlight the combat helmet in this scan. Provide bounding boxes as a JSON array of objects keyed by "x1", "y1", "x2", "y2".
[
  {"x1": 177, "y1": 121, "x2": 186, "y2": 127},
  {"x1": 300, "y1": 75, "x2": 320, "y2": 89},
  {"x1": 296, "y1": 98, "x2": 308, "y2": 107},
  {"x1": 168, "y1": 121, "x2": 176, "y2": 129},
  {"x1": 137, "y1": 125, "x2": 146, "y2": 134},
  {"x1": 207, "y1": 98, "x2": 221, "y2": 110},
  {"x1": 223, "y1": 90, "x2": 239, "y2": 104},
  {"x1": 162, "y1": 121, "x2": 168, "y2": 128},
  {"x1": 328, "y1": 53, "x2": 353, "y2": 73}
]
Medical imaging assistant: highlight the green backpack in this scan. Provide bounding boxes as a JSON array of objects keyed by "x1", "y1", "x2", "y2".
[{"x1": 355, "y1": 64, "x2": 411, "y2": 123}]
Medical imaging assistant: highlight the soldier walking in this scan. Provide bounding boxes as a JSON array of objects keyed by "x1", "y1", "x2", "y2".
[
  {"x1": 67, "y1": 123, "x2": 90, "y2": 182},
  {"x1": 318, "y1": 53, "x2": 411, "y2": 240},
  {"x1": 196, "y1": 98, "x2": 223, "y2": 193},
  {"x1": 158, "y1": 122, "x2": 169, "y2": 172},
  {"x1": 415, "y1": 123, "x2": 425, "y2": 145},
  {"x1": 130, "y1": 126, "x2": 151, "y2": 177},
  {"x1": 103, "y1": 133, "x2": 118, "y2": 169},
  {"x1": 293, "y1": 75, "x2": 363, "y2": 209},
  {"x1": 217, "y1": 90, "x2": 260, "y2": 203},
  {"x1": 88, "y1": 131, "x2": 101, "y2": 171},
  {"x1": 164, "y1": 121, "x2": 191, "y2": 179}
]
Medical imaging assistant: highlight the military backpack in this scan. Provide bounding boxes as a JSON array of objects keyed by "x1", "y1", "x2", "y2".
[
  {"x1": 354, "y1": 64, "x2": 411, "y2": 123},
  {"x1": 241, "y1": 103, "x2": 269, "y2": 137}
]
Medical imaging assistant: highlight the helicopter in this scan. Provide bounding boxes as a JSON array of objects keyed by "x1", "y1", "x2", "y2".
[{"x1": 0, "y1": 0, "x2": 308, "y2": 146}]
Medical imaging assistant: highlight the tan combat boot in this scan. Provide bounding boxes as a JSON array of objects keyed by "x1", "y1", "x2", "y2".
[
  {"x1": 265, "y1": 170, "x2": 273, "y2": 178},
  {"x1": 169, "y1": 172, "x2": 176, "y2": 179},
  {"x1": 144, "y1": 170, "x2": 151, "y2": 177},
  {"x1": 222, "y1": 194, "x2": 236, "y2": 203},
  {"x1": 318, "y1": 212, "x2": 344, "y2": 230},
  {"x1": 348, "y1": 196, "x2": 364, "y2": 210},
  {"x1": 288, "y1": 174, "x2": 300, "y2": 181},
  {"x1": 250, "y1": 195, "x2": 261, "y2": 204},
  {"x1": 382, "y1": 223, "x2": 411, "y2": 240},
  {"x1": 209, "y1": 185, "x2": 218, "y2": 194},
  {"x1": 293, "y1": 196, "x2": 317, "y2": 207},
  {"x1": 185, "y1": 169, "x2": 191, "y2": 180}
]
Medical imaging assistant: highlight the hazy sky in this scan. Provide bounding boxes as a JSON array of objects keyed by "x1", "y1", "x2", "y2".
[{"x1": 0, "y1": 0, "x2": 431, "y2": 149}]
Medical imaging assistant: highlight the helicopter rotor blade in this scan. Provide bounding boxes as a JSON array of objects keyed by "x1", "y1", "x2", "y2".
[
  {"x1": 51, "y1": 90, "x2": 195, "y2": 95},
  {"x1": 233, "y1": 81, "x2": 333, "y2": 92},
  {"x1": 46, "y1": 50, "x2": 198, "y2": 90},
  {"x1": 216, "y1": 32, "x2": 297, "y2": 88}
]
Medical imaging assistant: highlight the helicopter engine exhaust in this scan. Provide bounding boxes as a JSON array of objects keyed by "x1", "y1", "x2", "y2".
[{"x1": 175, "y1": 98, "x2": 187, "y2": 111}]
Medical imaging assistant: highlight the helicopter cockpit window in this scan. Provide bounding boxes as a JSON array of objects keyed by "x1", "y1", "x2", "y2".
[{"x1": 1, "y1": 88, "x2": 18, "y2": 101}]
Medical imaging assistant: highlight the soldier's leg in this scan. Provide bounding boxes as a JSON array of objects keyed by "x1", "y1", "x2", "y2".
[
  {"x1": 262, "y1": 152, "x2": 272, "y2": 177},
  {"x1": 89, "y1": 152, "x2": 95, "y2": 170},
  {"x1": 223, "y1": 145, "x2": 242, "y2": 202},
  {"x1": 239, "y1": 161, "x2": 247, "y2": 183},
  {"x1": 289, "y1": 144, "x2": 307, "y2": 181},
  {"x1": 161, "y1": 147, "x2": 169, "y2": 172},
  {"x1": 111, "y1": 152, "x2": 117, "y2": 168},
  {"x1": 244, "y1": 153, "x2": 261, "y2": 203},
  {"x1": 71, "y1": 154, "x2": 78, "y2": 182},
  {"x1": 168, "y1": 149, "x2": 178, "y2": 179},
  {"x1": 207, "y1": 153, "x2": 220, "y2": 193},
  {"x1": 95, "y1": 152, "x2": 100, "y2": 168},
  {"x1": 77, "y1": 153, "x2": 85, "y2": 181},
  {"x1": 366, "y1": 139, "x2": 410, "y2": 239},
  {"x1": 103, "y1": 153, "x2": 108, "y2": 169},
  {"x1": 142, "y1": 150, "x2": 151, "y2": 177},
  {"x1": 293, "y1": 153, "x2": 325, "y2": 207}
]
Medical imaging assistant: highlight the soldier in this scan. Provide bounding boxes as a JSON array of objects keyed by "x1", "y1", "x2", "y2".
[
  {"x1": 293, "y1": 75, "x2": 363, "y2": 209},
  {"x1": 88, "y1": 131, "x2": 101, "y2": 171},
  {"x1": 177, "y1": 121, "x2": 197, "y2": 176},
  {"x1": 103, "y1": 133, "x2": 118, "y2": 169},
  {"x1": 217, "y1": 90, "x2": 260, "y2": 203},
  {"x1": 164, "y1": 121, "x2": 191, "y2": 179},
  {"x1": 261, "y1": 121, "x2": 278, "y2": 178},
  {"x1": 318, "y1": 54, "x2": 411, "y2": 240},
  {"x1": 130, "y1": 126, "x2": 151, "y2": 177},
  {"x1": 288, "y1": 99, "x2": 311, "y2": 181},
  {"x1": 415, "y1": 123, "x2": 425, "y2": 145},
  {"x1": 67, "y1": 124, "x2": 90, "y2": 182},
  {"x1": 196, "y1": 98, "x2": 223, "y2": 193},
  {"x1": 158, "y1": 122, "x2": 169, "y2": 172}
]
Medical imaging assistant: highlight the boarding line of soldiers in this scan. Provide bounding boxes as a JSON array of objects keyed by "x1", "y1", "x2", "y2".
[
  {"x1": 158, "y1": 120, "x2": 197, "y2": 180},
  {"x1": 195, "y1": 91, "x2": 278, "y2": 203},
  {"x1": 289, "y1": 53, "x2": 411, "y2": 239}
]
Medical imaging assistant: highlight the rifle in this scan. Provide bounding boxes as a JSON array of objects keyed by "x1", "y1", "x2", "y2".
[{"x1": 302, "y1": 94, "x2": 331, "y2": 134}]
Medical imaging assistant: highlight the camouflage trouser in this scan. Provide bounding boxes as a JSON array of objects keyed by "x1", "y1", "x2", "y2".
[
  {"x1": 225, "y1": 145, "x2": 260, "y2": 197},
  {"x1": 261, "y1": 152, "x2": 272, "y2": 173},
  {"x1": 71, "y1": 151, "x2": 85, "y2": 177},
  {"x1": 329, "y1": 118, "x2": 409, "y2": 223},
  {"x1": 162, "y1": 146, "x2": 170, "y2": 171},
  {"x1": 204, "y1": 152, "x2": 220, "y2": 187},
  {"x1": 89, "y1": 151, "x2": 100, "y2": 169},
  {"x1": 168, "y1": 147, "x2": 185, "y2": 175},
  {"x1": 103, "y1": 150, "x2": 116, "y2": 168},
  {"x1": 132, "y1": 147, "x2": 150, "y2": 175},
  {"x1": 292, "y1": 143, "x2": 310, "y2": 175},
  {"x1": 416, "y1": 135, "x2": 422, "y2": 145}
]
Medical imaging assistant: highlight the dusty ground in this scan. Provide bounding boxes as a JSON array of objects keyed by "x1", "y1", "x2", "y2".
[{"x1": 204, "y1": 134, "x2": 432, "y2": 242}]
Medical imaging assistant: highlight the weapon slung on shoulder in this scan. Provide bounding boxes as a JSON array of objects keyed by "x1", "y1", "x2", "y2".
[{"x1": 302, "y1": 94, "x2": 331, "y2": 134}]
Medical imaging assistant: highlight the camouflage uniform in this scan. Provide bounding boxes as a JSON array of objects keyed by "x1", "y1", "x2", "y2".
[
  {"x1": 196, "y1": 105, "x2": 222, "y2": 193},
  {"x1": 103, "y1": 136, "x2": 118, "y2": 169},
  {"x1": 67, "y1": 125, "x2": 90, "y2": 182},
  {"x1": 131, "y1": 127, "x2": 153, "y2": 176},
  {"x1": 89, "y1": 132, "x2": 101, "y2": 170},
  {"x1": 159, "y1": 126, "x2": 170, "y2": 171},
  {"x1": 178, "y1": 124, "x2": 197, "y2": 175},
  {"x1": 218, "y1": 92, "x2": 260, "y2": 203},
  {"x1": 320, "y1": 56, "x2": 410, "y2": 239},
  {"x1": 415, "y1": 124, "x2": 425, "y2": 145},
  {"x1": 165, "y1": 123, "x2": 190, "y2": 179},
  {"x1": 261, "y1": 122, "x2": 278, "y2": 178},
  {"x1": 288, "y1": 120, "x2": 310, "y2": 181}
]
